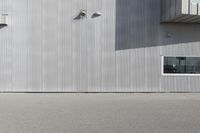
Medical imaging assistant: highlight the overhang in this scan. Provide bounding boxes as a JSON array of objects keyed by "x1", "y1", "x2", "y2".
[{"x1": 161, "y1": 0, "x2": 200, "y2": 23}]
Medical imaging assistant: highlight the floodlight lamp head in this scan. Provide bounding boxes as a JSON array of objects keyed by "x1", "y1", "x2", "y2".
[{"x1": 80, "y1": 10, "x2": 86, "y2": 17}]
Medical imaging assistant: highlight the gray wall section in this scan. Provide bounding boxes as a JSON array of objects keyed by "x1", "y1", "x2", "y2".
[
  {"x1": 116, "y1": 0, "x2": 200, "y2": 50},
  {"x1": 0, "y1": 0, "x2": 200, "y2": 92}
]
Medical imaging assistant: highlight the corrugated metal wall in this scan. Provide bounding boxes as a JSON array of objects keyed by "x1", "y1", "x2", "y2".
[{"x1": 0, "y1": 0, "x2": 200, "y2": 92}]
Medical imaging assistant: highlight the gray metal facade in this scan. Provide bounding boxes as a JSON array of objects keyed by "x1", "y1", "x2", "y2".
[{"x1": 0, "y1": 0, "x2": 200, "y2": 92}]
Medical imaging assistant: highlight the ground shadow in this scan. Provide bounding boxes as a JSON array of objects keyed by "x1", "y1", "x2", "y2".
[{"x1": 115, "y1": 0, "x2": 200, "y2": 50}]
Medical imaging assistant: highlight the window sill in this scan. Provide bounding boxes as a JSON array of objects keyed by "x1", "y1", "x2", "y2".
[{"x1": 161, "y1": 73, "x2": 200, "y2": 77}]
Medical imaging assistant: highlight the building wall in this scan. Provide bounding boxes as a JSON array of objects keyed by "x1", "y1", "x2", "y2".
[{"x1": 0, "y1": 0, "x2": 200, "y2": 92}]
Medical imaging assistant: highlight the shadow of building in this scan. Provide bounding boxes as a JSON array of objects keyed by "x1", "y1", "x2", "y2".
[{"x1": 115, "y1": 0, "x2": 200, "y2": 50}]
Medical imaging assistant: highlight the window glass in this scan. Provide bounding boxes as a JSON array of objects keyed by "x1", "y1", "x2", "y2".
[
  {"x1": 192, "y1": 0, "x2": 200, "y2": 3},
  {"x1": 163, "y1": 57, "x2": 200, "y2": 74}
]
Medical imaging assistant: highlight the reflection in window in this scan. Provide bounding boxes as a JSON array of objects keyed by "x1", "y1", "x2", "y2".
[
  {"x1": 192, "y1": 0, "x2": 200, "y2": 3},
  {"x1": 163, "y1": 57, "x2": 200, "y2": 74}
]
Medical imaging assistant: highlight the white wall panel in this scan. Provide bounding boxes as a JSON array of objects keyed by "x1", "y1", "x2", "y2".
[
  {"x1": 0, "y1": 0, "x2": 200, "y2": 92},
  {"x1": 87, "y1": 0, "x2": 102, "y2": 92},
  {"x1": 57, "y1": 0, "x2": 72, "y2": 91},
  {"x1": 28, "y1": 0, "x2": 42, "y2": 91},
  {"x1": 11, "y1": 0, "x2": 29, "y2": 91},
  {"x1": 0, "y1": 0, "x2": 12, "y2": 91}
]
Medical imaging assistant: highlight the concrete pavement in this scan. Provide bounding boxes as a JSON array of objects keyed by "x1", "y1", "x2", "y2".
[{"x1": 0, "y1": 93, "x2": 200, "y2": 133}]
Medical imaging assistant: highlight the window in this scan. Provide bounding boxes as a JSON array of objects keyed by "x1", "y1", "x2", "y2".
[{"x1": 162, "y1": 56, "x2": 200, "y2": 75}]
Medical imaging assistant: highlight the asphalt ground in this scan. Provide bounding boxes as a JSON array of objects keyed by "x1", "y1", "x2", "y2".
[{"x1": 0, "y1": 93, "x2": 200, "y2": 133}]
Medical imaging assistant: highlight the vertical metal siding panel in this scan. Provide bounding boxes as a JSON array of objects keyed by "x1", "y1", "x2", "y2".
[
  {"x1": 86, "y1": 0, "x2": 93, "y2": 92},
  {"x1": 170, "y1": 0, "x2": 176, "y2": 19},
  {"x1": 131, "y1": 0, "x2": 144, "y2": 92},
  {"x1": 178, "y1": 43, "x2": 191, "y2": 56},
  {"x1": 93, "y1": 0, "x2": 103, "y2": 92},
  {"x1": 57, "y1": 0, "x2": 72, "y2": 91},
  {"x1": 71, "y1": 0, "x2": 87, "y2": 92},
  {"x1": 175, "y1": 77, "x2": 189, "y2": 92},
  {"x1": 144, "y1": 0, "x2": 160, "y2": 92},
  {"x1": 162, "y1": 77, "x2": 176, "y2": 92},
  {"x1": 130, "y1": 49, "x2": 146, "y2": 92},
  {"x1": 116, "y1": 51, "x2": 131, "y2": 92},
  {"x1": 176, "y1": 0, "x2": 182, "y2": 16},
  {"x1": 116, "y1": 0, "x2": 146, "y2": 50},
  {"x1": 190, "y1": 42, "x2": 200, "y2": 56},
  {"x1": 187, "y1": 42, "x2": 200, "y2": 92},
  {"x1": 101, "y1": 0, "x2": 116, "y2": 92},
  {"x1": 71, "y1": 0, "x2": 80, "y2": 91},
  {"x1": 145, "y1": 0, "x2": 160, "y2": 47},
  {"x1": 137, "y1": 0, "x2": 146, "y2": 89},
  {"x1": 161, "y1": 0, "x2": 166, "y2": 21},
  {"x1": 130, "y1": 50, "x2": 139, "y2": 92},
  {"x1": 189, "y1": 77, "x2": 200, "y2": 92},
  {"x1": 0, "y1": 0, "x2": 12, "y2": 91},
  {"x1": 166, "y1": 0, "x2": 171, "y2": 20},
  {"x1": 42, "y1": 0, "x2": 58, "y2": 91},
  {"x1": 27, "y1": 0, "x2": 32, "y2": 91},
  {"x1": 28, "y1": 0, "x2": 43, "y2": 91},
  {"x1": 12, "y1": 0, "x2": 29, "y2": 91},
  {"x1": 145, "y1": 48, "x2": 160, "y2": 92},
  {"x1": 79, "y1": 1, "x2": 88, "y2": 92},
  {"x1": 87, "y1": 0, "x2": 102, "y2": 92}
]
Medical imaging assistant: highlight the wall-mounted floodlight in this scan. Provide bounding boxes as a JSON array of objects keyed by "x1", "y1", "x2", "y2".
[
  {"x1": 74, "y1": 10, "x2": 87, "y2": 20},
  {"x1": 0, "y1": 14, "x2": 8, "y2": 26},
  {"x1": 92, "y1": 12, "x2": 102, "y2": 18}
]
